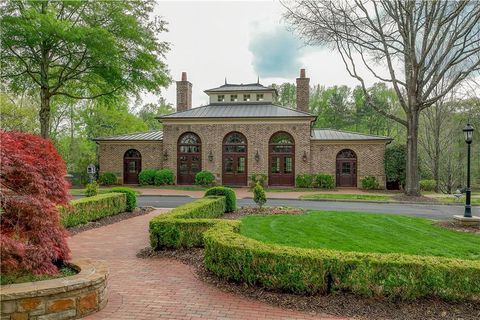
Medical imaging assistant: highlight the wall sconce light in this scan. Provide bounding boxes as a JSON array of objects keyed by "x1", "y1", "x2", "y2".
[
  {"x1": 302, "y1": 151, "x2": 308, "y2": 162},
  {"x1": 208, "y1": 150, "x2": 214, "y2": 162},
  {"x1": 163, "y1": 150, "x2": 168, "y2": 161},
  {"x1": 255, "y1": 150, "x2": 260, "y2": 162}
]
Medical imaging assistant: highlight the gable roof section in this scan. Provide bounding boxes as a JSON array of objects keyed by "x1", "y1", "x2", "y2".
[
  {"x1": 312, "y1": 129, "x2": 391, "y2": 141},
  {"x1": 93, "y1": 131, "x2": 163, "y2": 141},
  {"x1": 159, "y1": 103, "x2": 314, "y2": 119},
  {"x1": 204, "y1": 83, "x2": 276, "y2": 93}
]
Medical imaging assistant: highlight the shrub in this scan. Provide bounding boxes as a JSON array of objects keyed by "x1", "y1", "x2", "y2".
[
  {"x1": 203, "y1": 222, "x2": 480, "y2": 301},
  {"x1": 153, "y1": 169, "x2": 175, "y2": 186},
  {"x1": 295, "y1": 174, "x2": 315, "y2": 188},
  {"x1": 149, "y1": 196, "x2": 226, "y2": 249},
  {"x1": 195, "y1": 170, "x2": 216, "y2": 186},
  {"x1": 98, "y1": 172, "x2": 117, "y2": 185},
  {"x1": 420, "y1": 179, "x2": 437, "y2": 192},
  {"x1": 249, "y1": 174, "x2": 268, "y2": 189},
  {"x1": 385, "y1": 144, "x2": 407, "y2": 189},
  {"x1": 139, "y1": 169, "x2": 157, "y2": 186},
  {"x1": 361, "y1": 176, "x2": 380, "y2": 190},
  {"x1": 253, "y1": 182, "x2": 267, "y2": 208},
  {"x1": 108, "y1": 187, "x2": 137, "y2": 211},
  {"x1": 60, "y1": 193, "x2": 127, "y2": 228},
  {"x1": 85, "y1": 181, "x2": 99, "y2": 197},
  {"x1": 315, "y1": 173, "x2": 335, "y2": 189},
  {"x1": 204, "y1": 186, "x2": 236, "y2": 212},
  {"x1": 0, "y1": 131, "x2": 70, "y2": 275}
]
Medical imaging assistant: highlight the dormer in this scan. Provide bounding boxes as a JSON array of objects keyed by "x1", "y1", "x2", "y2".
[{"x1": 204, "y1": 82, "x2": 277, "y2": 104}]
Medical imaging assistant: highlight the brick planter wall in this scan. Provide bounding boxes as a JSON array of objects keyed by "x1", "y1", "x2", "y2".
[{"x1": 0, "y1": 259, "x2": 108, "y2": 320}]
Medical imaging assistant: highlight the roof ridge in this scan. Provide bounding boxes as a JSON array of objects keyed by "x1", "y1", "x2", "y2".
[{"x1": 272, "y1": 103, "x2": 315, "y2": 116}]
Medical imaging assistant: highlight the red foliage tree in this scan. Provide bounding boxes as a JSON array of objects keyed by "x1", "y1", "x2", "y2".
[{"x1": 1, "y1": 131, "x2": 71, "y2": 275}]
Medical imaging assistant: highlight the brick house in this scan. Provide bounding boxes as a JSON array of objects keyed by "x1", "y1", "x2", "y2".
[{"x1": 94, "y1": 69, "x2": 391, "y2": 188}]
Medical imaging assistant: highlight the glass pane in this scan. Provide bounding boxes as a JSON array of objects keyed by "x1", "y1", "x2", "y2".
[
  {"x1": 270, "y1": 132, "x2": 293, "y2": 144},
  {"x1": 180, "y1": 133, "x2": 200, "y2": 145},
  {"x1": 271, "y1": 157, "x2": 280, "y2": 173},
  {"x1": 338, "y1": 149, "x2": 355, "y2": 159},
  {"x1": 125, "y1": 149, "x2": 141, "y2": 158},
  {"x1": 272, "y1": 146, "x2": 292, "y2": 153},
  {"x1": 128, "y1": 161, "x2": 136, "y2": 173},
  {"x1": 237, "y1": 157, "x2": 245, "y2": 173},
  {"x1": 191, "y1": 156, "x2": 201, "y2": 173},
  {"x1": 225, "y1": 133, "x2": 246, "y2": 144},
  {"x1": 284, "y1": 157, "x2": 292, "y2": 173},
  {"x1": 342, "y1": 162, "x2": 351, "y2": 174},
  {"x1": 225, "y1": 157, "x2": 233, "y2": 173}
]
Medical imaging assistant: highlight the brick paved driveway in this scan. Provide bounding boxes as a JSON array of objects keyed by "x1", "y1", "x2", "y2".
[{"x1": 69, "y1": 210, "x2": 345, "y2": 320}]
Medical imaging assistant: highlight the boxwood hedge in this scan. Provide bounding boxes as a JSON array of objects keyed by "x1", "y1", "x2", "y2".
[{"x1": 60, "y1": 193, "x2": 126, "y2": 228}]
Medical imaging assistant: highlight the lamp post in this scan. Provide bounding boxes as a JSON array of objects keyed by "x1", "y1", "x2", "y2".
[{"x1": 462, "y1": 123, "x2": 474, "y2": 218}]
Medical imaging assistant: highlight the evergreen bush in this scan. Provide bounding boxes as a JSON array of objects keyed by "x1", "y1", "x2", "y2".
[
  {"x1": 108, "y1": 187, "x2": 137, "y2": 211},
  {"x1": 153, "y1": 169, "x2": 175, "y2": 185},
  {"x1": 253, "y1": 182, "x2": 267, "y2": 208},
  {"x1": 195, "y1": 170, "x2": 216, "y2": 186},
  {"x1": 85, "y1": 181, "x2": 99, "y2": 197},
  {"x1": 139, "y1": 169, "x2": 158, "y2": 185},
  {"x1": 204, "y1": 186, "x2": 236, "y2": 212},
  {"x1": 361, "y1": 176, "x2": 380, "y2": 190},
  {"x1": 315, "y1": 173, "x2": 335, "y2": 189},
  {"x1": 98, "y1": 172, "x2": 117, "y2": 185}
]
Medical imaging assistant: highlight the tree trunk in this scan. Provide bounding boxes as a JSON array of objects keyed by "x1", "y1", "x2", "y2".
[
  {"x1": 405, "y1": 111, "x2": 420, "y2": 196},
  {"x1": 39, "y1": 88, "x2": 50, "y2": 138}
]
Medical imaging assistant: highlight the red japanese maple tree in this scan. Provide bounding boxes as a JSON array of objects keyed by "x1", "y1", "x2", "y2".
[{"x1": 1, "y1": 131, "x2": 71, "y2": 275}]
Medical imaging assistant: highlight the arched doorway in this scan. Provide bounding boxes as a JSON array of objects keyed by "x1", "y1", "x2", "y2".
[
  {"x1": 336, "y1": 149, "x2": 357, "y2": 187},
  {"x1": 177, "y1": 132, "x2": 201, "y2": 184},
  {"x1": 222, "y1": 132, "x2": 247, "y2": 186},
  {"x1": 124, "y1": 149, "x2": 141, "y2": 184},
  {"x1": 269, "y1": 132, "x2": 295, "y2": 186}
]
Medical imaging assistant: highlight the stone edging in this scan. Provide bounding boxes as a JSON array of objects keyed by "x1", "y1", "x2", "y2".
[{"x1": 1, "y1": 258, "x2": 108, "y2": 320}]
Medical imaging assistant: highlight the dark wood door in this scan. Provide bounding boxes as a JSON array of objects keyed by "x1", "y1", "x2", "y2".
[
  {"x1": 269, "y1": 155, "x2": 294, "y2": 186},
  {"x1": 124, "y1": 158, "x2": 141, "y2": 184},
  {"x1": 223, "y1": 154, "x2": 247, "y2": 186},
  {"x1": 178, "y1": 154, "x2": 201, "y2": 184},
  {"x1": 336, "y1": 160, "x2": 357, "y2": 187}
]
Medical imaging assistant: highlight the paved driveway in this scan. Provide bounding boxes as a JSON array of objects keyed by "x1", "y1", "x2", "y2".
[{"x1": 70, "y1": 210, "x2": 343, "y2": 320}]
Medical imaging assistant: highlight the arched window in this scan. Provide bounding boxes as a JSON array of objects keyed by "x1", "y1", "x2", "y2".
[
  {"x1": 177, "y1": 132, "x2": 201, "y2": 184},
  {"x1": 268, "y1": 132, "x2": 295, "y2": 186},
  {"x1": 123, "y1": 149, "x2": 141, "y2": 184},
  {"x1": 336, "y1": 149, "x2": 357, "y2": 187},
  {"x1": 222, "y1": 132, "x2": 247, "y2": 185}
]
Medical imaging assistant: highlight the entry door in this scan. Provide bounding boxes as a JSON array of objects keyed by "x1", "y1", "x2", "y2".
[
  {"x1": 336, "y1": 160, "x2": 357, "y2": 187},
  {"x1": 223, "y1": 155, "x2": 247, "y2": 186},
  {"x1": 269, "y1": 155, "x2": 294, "y2": 186},
  {"x1": 124, "y1": 159, "x2": 141, "y2": 184},
  {"x1": 178, "y1": 155, "x2": 201, "y2": 184}
]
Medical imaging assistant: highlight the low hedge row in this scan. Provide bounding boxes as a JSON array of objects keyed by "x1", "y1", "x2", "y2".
[
  {"x1": 60, "y1": 193, "x2": 127, "y2": 228},
  {"x1": 203, "y1": 222, "x2": 480, "y2": 301},
  {"x1": 149, "y1": 196, "x2": 226, "y2": 249}
]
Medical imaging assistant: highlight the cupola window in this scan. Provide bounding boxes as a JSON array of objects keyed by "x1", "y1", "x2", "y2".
[
  {"x1": 243, "y1": 94, "x2": 251, "y2": 102},
  {"x1": 217, "y1": 95, "x2": 225, "y2": 102},
  {"x1": 256, "y1": 94, "x2": 264, "y2": 101},
  {"x1": 230, "y1": 94, "x2": 238, "y2": 102}
]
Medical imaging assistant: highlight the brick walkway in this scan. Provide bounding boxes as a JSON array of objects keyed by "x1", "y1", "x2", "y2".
[{"x1": 69, "y1": 210, "x2": 345, "y2": 320}]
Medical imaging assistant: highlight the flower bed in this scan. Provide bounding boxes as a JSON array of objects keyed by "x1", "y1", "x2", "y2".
[{"x1": 0, "y1": 259, "x2": 108, "y2": 319}]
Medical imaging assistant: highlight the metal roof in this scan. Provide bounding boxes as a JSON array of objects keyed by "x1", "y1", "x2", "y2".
[
  {"x1": 312, "y1": 129, "x2": 391, "y2": 141},
  {"x1": 93, "y1": 131, "x2": 163, "y2": 141},
  {"x1": 204, "y1": 83, "x2": 276, "y2": 93},
  {"x1": 160, "y1": 103, "x2": 314, "y2": 119}
]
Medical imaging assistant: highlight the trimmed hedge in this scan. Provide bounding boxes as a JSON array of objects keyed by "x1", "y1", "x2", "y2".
[
  {"x1": 108, "y1": 187, "x2": 136, "y2": 211},
  {"x1": 149, "y1": 196, "x2": 226, "y2": 249},
  {"x1": 204, "y1": 186, "x2": 236, "y2": 212},
  {"x1": 203, "y1": 222, "x2": 480, "y2": 301},
  {"x1": 60, "y1": 193, "x2": 126, "y2": 228}
]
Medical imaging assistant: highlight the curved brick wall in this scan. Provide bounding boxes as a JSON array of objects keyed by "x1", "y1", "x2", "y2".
[{"x1": 0, "y1": 259, "x2": 108, "y2": 320}]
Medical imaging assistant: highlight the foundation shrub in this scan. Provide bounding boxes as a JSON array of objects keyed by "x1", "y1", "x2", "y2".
[
  {"x1": 139, "y1": 169, "x2": 157, "y2": 185},
  {"x1": 149, "y1": 196, "x2": 226, "y2": 249},
  {"x1": 98, "y1": 172, "x2": 117, "y2": 185},
  {"x1": 420, "y1": 179, "x2": 437, "y2": 191},
  {"x1": 361, "y1": 176, "x2": 380, "y2": 190},
  {"x1": 204, "y1": 186, "x2": 236, "y2": 212},
  {"x1": 249, "y1": 174, "x2": 268, "y2": 189},
  {"x1": 108, "y1": 187, "x2": 137, "y2": 211},
  {"x1": 315, "y1": 173, "x2": 335, "y2": 189},
  {"x1": 154, "y1": 169, "x2": 175, "y2": 186},
  {"x1": 253, "y1": 182, "x2": 267, "y2": 208},
  {"x1": 60, "y1": 193, "x2": 127, "y2": 228},
  {"x1": 295, "y1": 174, "x2": 315, "y2": 188},
  {"x1": 203, "y1": 222, "x2": 480, "y2": 301},
  {"x1": 195, "y1": 170, "x2": 216, "y2": 186}
]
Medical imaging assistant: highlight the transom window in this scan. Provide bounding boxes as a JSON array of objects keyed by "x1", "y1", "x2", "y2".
[
  {"x1": 178, "y1": 132, "x2": 201, "y2": 153},
  {"x1": 243, "y1": 94, "x2": 251, "y2": 102},
  {"x1": 223, "y1": 132, "x2": 247, "y2": 153},
  {"x1": 337, "y1": 149, "x2": 356, "y2": 159},
  {"x1": 256, "y1": 94, "x2": 264, "y2": 101},
  {"x1": 218, "y1": 95, "x2": 225, "y2": 102},
  {"x1": 269, "y1": 132, "x2": 294, "y2": 153},
  {"x1": 230, "y1": 94, "x2": 238, "y2": 102},
  {"x1": 124, "y1": 149, "x2": 141, "y2": 158}
]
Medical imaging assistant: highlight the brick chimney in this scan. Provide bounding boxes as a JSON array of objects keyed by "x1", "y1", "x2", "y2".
[
  {"x1": 176, "y1": 72, "x2": 192, "y2": 112},
  {"x1": 296, "y1": 68, "x2": 310, "y2": 113}
]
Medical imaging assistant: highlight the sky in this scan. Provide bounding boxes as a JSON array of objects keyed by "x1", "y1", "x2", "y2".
[{"x1": 148, "y1": 1, "x2": 379, "y2": 108}]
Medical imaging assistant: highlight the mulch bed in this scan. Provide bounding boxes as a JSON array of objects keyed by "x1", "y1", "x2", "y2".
[
  {"x1": 393, "y1": 194, "x2": 440, "y2": 203},
  {"x1": 435, "y1": 220, "x2": 480, "y2": 234},
  {"x1": 138, "y1": 247, "x2": 480, "y2": 320},
  {"x1": 222, "y1": 206, "x2": 306, "y2": 219},
  {"x1": 67, "y1": 207, "x2": 155, "y2": 236}
]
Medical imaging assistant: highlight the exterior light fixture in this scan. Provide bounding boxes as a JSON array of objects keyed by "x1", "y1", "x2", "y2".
[
  {"x1": 462, "y1": 123, "x2": 474, "y2": 218},
  {"x1": 163, "y1": 150, "x2": 168, "y2": 161},
  {"x1": 302, "y1": 151, "x2": 308, "y2": 162},
  {"x1": 208, "y1": 150, "x2": 214, "y2": 162},
  {"x1": 255, "y1": 150, "x2": 260, "y2": 162}
]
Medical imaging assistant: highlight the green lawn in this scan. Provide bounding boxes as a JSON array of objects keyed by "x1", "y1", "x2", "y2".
[
  {"x1": 437, "y1": 196, "x2": 480, "y2": 205},
  {"x1": 300, "y1": 194, "x2": 393, "y2": 201},
  {"x1": 240, "y1": 211, "x2": 480, "y2": 260}
]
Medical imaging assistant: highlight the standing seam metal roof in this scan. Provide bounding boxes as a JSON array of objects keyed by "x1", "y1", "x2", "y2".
[
  {"x1": 312, "y1": 129, "x2": 391, "y2": 140},
  {"x1": 93, "y1": 131, "x2": 163, "y2": 141},
  {"x1": 204, "y1": 83, "x2": 276, "y2": 93}
]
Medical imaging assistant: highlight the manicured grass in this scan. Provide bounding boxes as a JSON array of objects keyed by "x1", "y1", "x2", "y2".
[
  {"x1": 300, "y1": 193, "x2": 393, "y2": 201},
  {"x1": 240, "y1": 211, "x2": 480, "y2": 260},
  {"x1": 0, "y1": 266, "x2": 77, "y2": 285},
  {"x1": 69, "y1": 188, "x2": 141, "y2": 196},
  {"x1": 437, "y1": 196, "x2": 480, "y2": 205}
]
